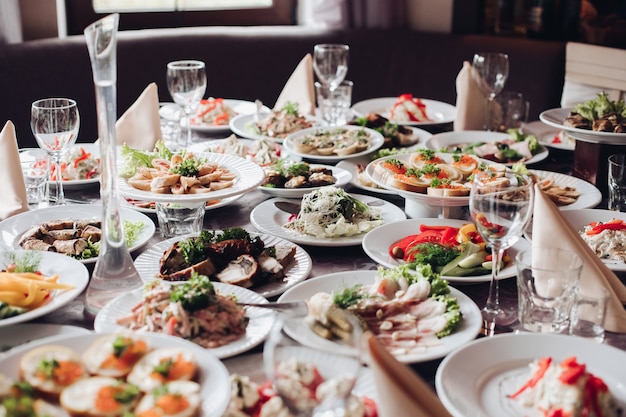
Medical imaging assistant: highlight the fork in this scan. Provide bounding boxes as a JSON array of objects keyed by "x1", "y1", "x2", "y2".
[{"x1": 237, "y1": 300, "x2": 309, "y2": 316}]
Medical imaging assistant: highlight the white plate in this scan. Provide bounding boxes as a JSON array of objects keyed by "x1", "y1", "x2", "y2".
[
  {"x1": 229, "y1": 113, "x2": 319, "y2": 144},
  {"x1": 117, "y1": 153, "x2": 266, "y2": 203},
  {"x1": 0, "y1": 324, "x2": 91, "y2": 356},
  {"x1": 0, "y1": 250, "x2": 89, "y2": 327},
  {"x1": 522, "y1": 121, "x2": 575, "y2": 151},
  {"x1": 20, "y1": 143, "x2": 101, "y2": 189},
  {"x1": 250, "y1": 194, "x2": 407, "y2": 247},
  {"x1": 352, "y1": 97, "x2": 457, "y2": 126},
  {"x1": 539, "y1": 107, "x2": 626, "y2": 144},
  {"x1": 336, "y1": 159, "x2": 399, "y2": 196},
  {"x1": 365, "y1": 152, "x2": 473, "y2": 207},
  {"x1": 277, "y1": 270, "x2": 482, "y2": 363},
  {"x1": 0, "y1": 332, "x2": 231, "y2": 417},
  {"x1": 282, "y1": 126, "x2": 385, "y2": 163},
  {"x1": 435, "y1": 333, "x2": 626, "y2": 417},
  {"x1": 224, "y1": 352, "x2": 379, "y2": 405},
  {"x1": 188, "y1": 137, "x2": 282, "y2": 167},
  {"x1": 162, "y1": 99, "x2": 270, "y2": 133},
  {"x1": 122, "y1": 194, "x2": 243, "y2": 215},
  {"x1": 528, "y1": 170, "x2": 601, "y2": 210},
  {"x1": 0, "y1": 205, "x2": 156, "y2": 265},
  {"x1": 259, "y1": 164, "x2": 353, "y2": 198},
  {"x1": 95, "y1": 282, "x2": 276, "y2": 359},
  {"x1": 361, "y1": 218, "x2": 531, "y2": 284},
  {"x1": 423, "y1": 130, "x2": 549, "y2": 166},
  {"x1": 558, "y1": 208, "x2": 626, "y2": 272},
  {"x1": 133, "y1": 232, "x2": 313, "y2": 298}
]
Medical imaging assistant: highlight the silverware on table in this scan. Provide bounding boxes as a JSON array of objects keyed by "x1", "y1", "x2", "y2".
[
  {"x1": 237, "y1": 300, "x2": 309, "y2": 316},
  {"x1": 273, "y1": 199, "x2": 385, "y2": 215}
]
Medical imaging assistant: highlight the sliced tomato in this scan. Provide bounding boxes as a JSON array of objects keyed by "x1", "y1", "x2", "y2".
[
  {"x1": 508, "y1": 357, "x2": 552, "y2": 399},
  {"x1": 362, "y1": 396, "x2": 379, "y2": 417},
  {"x1": 585, "y1": 219, "x2": 626, "y2": 235}
]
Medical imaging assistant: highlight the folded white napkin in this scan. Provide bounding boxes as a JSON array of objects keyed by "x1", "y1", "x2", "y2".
[
  {"x1": 0, "y1": 121, "x2": 29, "y2": 220},
  {"x1": 453, "y1": 61, "x2": 487, "y2": 131},
  {"x1": 274, "y1": 54, "x2": 316, "y2": 116},
  {"x1": 531, "y1": 184, "x2": 626, "y2": 333},
  {"x1": 115, "y1": 82, "x2": 162, "y2": 150},
  {"x1": 367, "y1": 335, "x2": 453, "y2": 417}
]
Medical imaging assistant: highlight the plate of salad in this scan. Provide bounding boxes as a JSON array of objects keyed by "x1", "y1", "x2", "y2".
[
  {"x1": 0, "y1": 204, "x2": 155, "y2": 265},
  {"x1": 277, "y1": 269, "x2": 482, "y2": 363},
  {"x1": 362, "y1": 218, "x2": 531, "y2": 284},
  {"x1": 423, "y1": 129, "x2": 548, "y2": 166}
]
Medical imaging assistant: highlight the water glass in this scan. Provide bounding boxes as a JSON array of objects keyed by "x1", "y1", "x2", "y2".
[
  {"x1": 313, "y1": 44, "x2": 349, "y2": 90},
  {"x1": 608, "y1": 154, "x2": 626, "y2": 212},
  {"x1": 516, "y1": 248, "x2": 583, "y2": 333},
  {"x1": 315, "y1": 80, "x2": 353, "y2": 126},
  {"x1": 156, "y1": 201, "x2": 205, "y2": 238},
  {"x1": 569, "y1": 286, "x2": 609, "y2": 342},
  {"x1": 166, "y1": 60, "x2": 207, "y2": 148},
  {"x1": 492, "y1": 91, "x2": 529, "y2": 132}
]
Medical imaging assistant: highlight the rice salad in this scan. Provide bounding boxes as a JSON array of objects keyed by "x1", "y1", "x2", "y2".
[{"x1": 283, "y1": 186, "x2": 383, "y2": 238}]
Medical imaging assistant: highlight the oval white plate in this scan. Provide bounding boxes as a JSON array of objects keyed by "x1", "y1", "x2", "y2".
[
  {"x1": 229, "y1": 113, "x2": 319, "y2": 144},
  {"x1": 259, "y1": 164, "x2": 353, "y2": 198},
  {"x1": 188, "y1": 137, "x2": 282, "y2": 167},
  {"x1": 558, "y1": 208, "x2": 626, "y2": 272},
  {"x1": 0, "y1": 324, "x2": 91, "y2": 357},
  {"x1": 277, "y1": 270, "x2": 482, "y2": 363},
  {"x1": 122, "y1": 194, "x2": 243, "y2": 215},
  {"x1": 423, "y1": 130, "x2": 549, "y2": 166},
  {"x1": 0, "y1": 332, "x2": 231, "y2": 417},
  {"x1": 0, "y1": 204, "x2": 155, "y2": 265},
  {"x1": 362, "y1": 218, "x2": 531, "y2": 284},
  {"x1": 0, "y1": 250, "x2": 89, "y2": 327},
  {"x1": 162, "y1": 99, "x2": 270, "y2": 133},
  {"x1": 521, "y1": 121, "x2": 575, "y2": 151},
  {"x1": 21, "y1": 143, "x2": 101, "y2": 189},
  {"x1": 117, "y1": 153, "x2": 266, "y2": 203},
  {"x1": 282, "y1": 126, "x2": 385, "y2": 163},
  {"x1": 540, "y1": 107, "x2": 626, "y2": 144},
  {"x1": 352, "y1": 97, "x2": 457, "y2": 126},
  {"x1": 435, "y1": 333, "x2": 626, "y2": 417},
  {"x1": 133, "y1": 232, "x2": 312, "y2": 298},
  {"x1": 250, "y1": 194, "x2": 407, "y2": 247},
  {"x1": 95, "y1": 282, "x2": 276, "y2": 359},
  {"x1": 528, "y1": 170, "x2": 601, "y2": 210}
]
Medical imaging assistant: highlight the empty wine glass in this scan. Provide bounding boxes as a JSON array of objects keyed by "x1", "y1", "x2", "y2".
[
  {"x1": 30, "y1": 98, "x2": 79, "y2": 206},
  {"x1": 313, "y1": 44, "x2": 349, "y2": 91},
  {"x1": 472, "y1": 52, "x2": 509, "y2": 131},
  {"x1": 264, "y1": 314, "x2": 363, "y2": 417},
  {"x1": 166, "y1": 60, "x2": 207, "y2": 148},
  {"x1": 469, "y1": 171, "x2": 533, "y2": 335}
]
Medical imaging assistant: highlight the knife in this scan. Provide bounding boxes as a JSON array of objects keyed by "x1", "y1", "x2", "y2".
[{"x1": 274, "y1": 199, "x2": 384, "y2": 215}]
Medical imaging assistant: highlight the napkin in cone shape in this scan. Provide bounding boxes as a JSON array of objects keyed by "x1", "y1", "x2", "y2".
[
  {"x1": 453, "y1": 61, "x2": 488, "y2": 131},
  {"x1": 531, "y1": 184, "x2": 626, "y2": 333},
  {"x1": 115, "y1": 82, "x2": 162, "y2": 150},
  {"x1": 0, "y1": 121, "x2": 29, "y2": 221},
  {"x1": 274, "y1": 53, "x2": 316, "y2": 116},
  {"x1": 367, "y1": 335, "x2": 453, "y2": 417}
]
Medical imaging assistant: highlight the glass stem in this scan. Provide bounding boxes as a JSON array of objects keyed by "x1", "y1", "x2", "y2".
[
  {"x1": 52, "y1": 156, "x2": 65, "y2": 205},
  {"x1": 183, "y1": 110, "x2": 193, "y2": 148},
  {"x1": 485, "y1": 245, "x2": 504, "y2": 313},
  {"x1": 484, "y1": 96, "x2": 494, "y2": 131}
]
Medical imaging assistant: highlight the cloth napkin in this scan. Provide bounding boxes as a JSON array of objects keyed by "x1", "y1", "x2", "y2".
[
  {"x1": 531, "y1": 184, "x2": 626, "y2": 333},
  {"x1": 0, "y1": 121, "x2": 29, "y2": 220},
  {"x1": 453, "y1": 61, "x2": 487, "y2": 131},
  {"x1": 115, "y1": 82, "x2": 162, "y2": 150},
  {"x1": 367, "y1": 335, "x2": 453, "y2": 417},
  {"x1": 273, "y1": 53, "x2": 316, "y2": 116}
]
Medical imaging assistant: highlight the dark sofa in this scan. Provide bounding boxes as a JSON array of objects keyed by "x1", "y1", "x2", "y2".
[{"x1": 0, "y1": 26, "x2": 566, "y2": 148}]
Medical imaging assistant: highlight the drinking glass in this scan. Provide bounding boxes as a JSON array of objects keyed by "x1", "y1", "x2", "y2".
[
  {"x1": 166, "y1": 60, "x2": 207, "y2": 148},
  {"x1": 472, "y1": 52, "x2": 509, "y2": 131},
  {"x1": 313, "y1": 44, "x2": 349, "y2": 91},
  {"x1": 469, "y1": 171, "x2": 533, "y2": 334},
  {"x1": 264, "y1": 314, "x2": 363, "y2": 416},
  {"x1": 30, "y1": 98, "x2": 79, "y2": 206}
]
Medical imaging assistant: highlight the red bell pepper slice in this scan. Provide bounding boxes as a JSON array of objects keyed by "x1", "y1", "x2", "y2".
[
  {"x1": 508, "y1": 357, "x2": 552, "y2": 399},
  {"x1": 585, "y1": 219, "x2": 626, "y2": 235}
]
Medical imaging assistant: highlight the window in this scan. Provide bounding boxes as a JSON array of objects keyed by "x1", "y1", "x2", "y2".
[{"x1": 64, "y1": 0, "x2": 294, "y2": 35}]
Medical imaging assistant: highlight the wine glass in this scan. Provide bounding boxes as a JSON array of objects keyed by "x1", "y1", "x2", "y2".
[
  {"x1": 469, "y1": 171, "x2": 533, "y2": 334},
  {"x1": 166, "y1": 60, "x2": 207, "y2": 148},
  {"x1": 313, "y1": 44, "x2": 349, "y2": 91},
  {"x1": 471, "y1": 52, "x2": 509, "y2": 131},
  {"x1": 30, "y1": 98, "x2": 79, "y2": 206},
  {"x1": 264, "y1": 314, "x2": 363, "y2": 416}
]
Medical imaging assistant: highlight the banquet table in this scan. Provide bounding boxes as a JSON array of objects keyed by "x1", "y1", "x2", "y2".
[{"x1": 21, "y1": 135, "x2": 626, "y2": 391}]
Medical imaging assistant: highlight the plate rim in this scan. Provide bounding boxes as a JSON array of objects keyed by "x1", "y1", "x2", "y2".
[
  {"x1": 258, "y1": 163, "x2": 353, "y2": 198},
  {"x1": 132, "y1": 231, "x2": 313, "y2": 298},
  {"x1": 250, "y1": 194, "x2": 407, "y2": 247},
  {"x1": 173, "y1": 98, "x2": 270, "y2": 132},
  {"x1": 539, "y1": 107, "x2": 626, "y2": 144},
  {"x1": 351, "y1": 97, "x2": 457, "y2": 125},
  {"x1": 528, "y1": 169, "x2": 601, "y2": 211},
  {"x1": 277, "y1": 270, "x2": 482, "y2": 363}
]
